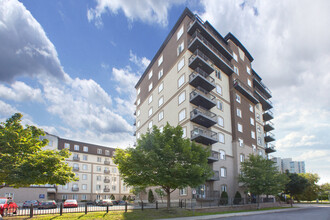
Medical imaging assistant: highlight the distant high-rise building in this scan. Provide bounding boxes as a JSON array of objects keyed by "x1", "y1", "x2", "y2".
[{"x1": 271, "y1": 157, "x2": 306, "y2": 174}]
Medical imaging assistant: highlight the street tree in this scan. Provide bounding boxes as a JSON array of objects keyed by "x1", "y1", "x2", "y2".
[
  {"x1": 130, "y1": 186, "x2": 147, "y2": 203},
  {"x1": 239, "y1": 154, "x2": 288, "y2": 209},
  {"x1": 114, "y1": 123, "x2": 212, "y2": 209},
  {"x1": 284, "y1": 170, "x2": 309, "y2": 205},
  {"x1": 296, "y1": 173, "x2": 320, "y2": 202},
  {"x1": 0, "y1": 113, "x2": 77, "y2": 188},
  {"x1": 155, "y1": 188, "x2": 166, "y2": 203}
]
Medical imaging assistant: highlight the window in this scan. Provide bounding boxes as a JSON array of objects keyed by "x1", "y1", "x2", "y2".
[
  {"x1": 148, "y1": 70, "x2": 153, "y2": 79},
  {"x1": 220, "y1": 167, "x2": 227, "y2": 177},
  {"x1": 105, "y1": 150, "x2": 110, "y2": 156},
  {"x1": 158, "y1": 96, "x2": 164, "y2": 107},
  {"x1": 247, "y1": 66, "x2": 251, "y2": 75},
  {"x1": 249, "y1": 104, "x2": 254, "y2": 112},
  {"x1": 137, "y1": 98, "x2": 140, "y2": 106},
  {"x1": 238, "y1": 138, "x2": 244, "y2": 147},
  {"x1": 97, "y1": 157, "x2": 102, "y2": 162},
  {"x1": 159, "y1": 126, "x2": 164, "y2": 133},
  {"x1": 240, "y1": 154, "x2": 245, "y2": 162},
  {"x1": 112, "y1": 177, "x2": 117, "y2": 182},
  {"x1": 73, "y1": 163, "x2": 79, "y2": 170},
  {"x1": 148, "y1": 121, "x2": 153, "y2": 130},
  {"x1": 158, "y1": 82, "x2": 164, "y2": 93},
  {"x1": 137, "y1": 109, "x2": 140, "y2": 116},
  {"x1": 252, "y1": 144, "x2": 256, "y2": 152},
  {"x1": 82, "y1": 184, "x2": 87, "y2": 190},
  {"x1": 158, "y1": 55, "x2": 163, "y2": 66},
  {"x1": 238, "y1": 47, "x2": 245, "y2": 60},
  {"x1": 250, "y1": 117, "x2": 254, "y2": 125},
  {"x1": 219, "y1": 133, "x2": 225, "y2": 143},
  {"x1": 48, "y1": 140, "x2": 53, "y2": 147},
  {"x1": 148, "y1": 107, "x2": 153, "y2": 117},
  {"x1": 177, "y1": 41, "x2": 184, "y2": 56},
  {"x1": 258, "y1": 137, "x2": 262, "y2": 145},
  {"x1": 236, "y1": 94, "x2": 241, "y2": 103},
  {"x1": 182, "y1": 127, "x2": 187, "y2": 138},
  {"x1": 179, "y1": 109, "x2": 186, "y2": 122},
  {"x1": 82, "y1": 174, "x2": 87, "y2": 180},
  {"x1": 158, "y1": 69, "x2": 163, "y2": 79},
  {"x1": 137, "y1": 120, "x2": 140, "y2": 128},
  {"x1": 234, "y1": 66, "x2": 239, "y2": 75},
  {"x1": 63, "y1": 184, "x2": 68, "y2": 190},
  {"x1": 218, "y1": 116, "x2": 224, "y2": 127},
  {"x1": 83, "y1": 164, "x2": 88, "y2": 170},
  {"x1": 220, "y1": 150, "x2": 226, "y2": 160},
  {"x1": 137, "y1": 87, "x2": 140, "y2": 95},
  {"x1": 238, "y1": 123, "x2": 243, "y2": 132},
  {"x1": 247, "y1": 79, "x2": 252, "y2": 87},
  {"x1": 74, "y1": 145, "x2": 79, "y2": 151},
  {"x1": 137, "y1": 132, "x2": 140, "y2": 139},
  {"x1": 233, "y1": 53, "x2": 238, "y2": 62},
  {"x1": 62, "y1": 195, "x2": 68, "y2": 200},
  {"x1": 158, "y1": 111, "x2": 164, "y2": 121},
  {"x1": 148, "y1": 83, "x2": 153, "y2": 92},
  {"x1": 178, "y1": 91, "x2": 186, "y2": 104},
  {"x1": 177, "y1": 26, "x2": 183, "y2": 40},
  {"x1": 148, "y1": 95, "x2": 153, "y2": 104},
  {"x1": 64, "y1": 143, "x2": 70, "y2": 149},
  {"x1": 83, "y1": 155, "x2": 88, "y2": 161},
  {"x1": 256, "y1": 113, "x2": 260, "y2": 121},
  {"x1": 179, "y1": 188, "x2": 187, "y2": 196},
  {"x1": 81, "y1": 195, "x2": 87, "y2": 200},
  {"x1": 112, "y1": 167, "x2": 117, "y2": 173},
  {"x1": 257, "y1": 125, "x2": 261, "y2": 133},
  {"x1": 215, "y1": 70, "x2": 222, "y2": 80},
  {"x1": 96, "y1": 166, "x2": 101, "y2": 172},
  {"x1": 178, "y1": 74, "x2": 185, "y2": 88},
  {"x1": 177, "y1": 57, "x2": 185, "y2": 71},
  {"x1": 251, "y1": 131, "x2": 256, "y2": 139},
  {"x1": 217, "y1": 100, "x2": 223, "y2": 111},
  {"x1": 97, "y1": 149, "x2": 102, "y2": 154},
  {"x1": 258, "y1": 150, "x2": 263, "y2": 156},
  {"x1": 221, "y1": 185, "x2": 227, "y2": 192},
  {"x1": 96, "y1": 195, "x2": 101, "y2": 200},
  {"x1": 83, "y1": 146, "x2": 88, "y2": 152},
  {"x1": 112, "y1": 185, "x2": 116, "y2": 191},
  {"x1": 96, "y1": 185, "x2": 101, "y2": 190},
  {"x1": 216, "y1": 84, "x2": 222, "y2": 95},
  {"x1": 237, "y1": 108, "x2": 242, "y2": 118}
]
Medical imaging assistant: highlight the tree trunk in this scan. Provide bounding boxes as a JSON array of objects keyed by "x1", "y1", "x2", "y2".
[
  {"x1": 257, "y1": 195, "x2": 260, "y2": 209},
  {"x1": 165, "y1": 188, "x2": 171, "y2": 210}
]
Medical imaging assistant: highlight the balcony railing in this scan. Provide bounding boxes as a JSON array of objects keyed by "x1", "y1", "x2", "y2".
[
  {"x1": 265, "y1": 143, "x2": 276, "y2": 154},
  {"x1": 191, "y1": 127, "x2": 218, "y2": 145},
  {"x1": 189, "y1": 49, "x2": 214, "y2": 74},
  {"x1": 254, "y1": 88, "x2": 273, "y2": 111},
  {"x1": 233, "y1": 79, "x2": 259, "y2": 104},
  {"x1": 253, "y1": 78, "x2": 272, "y2": 99},
  {"x1": 208, "y1": 150, "x2": 219, "y2": 163},
  {"x1": 190, "y1": 107, "x2": 217, "y2": 128},
  {"x1": 190, "y1": 87, "x2": 216, "y2": 110},
  {"x1": 189, "y1": 67, "x2": 215, "y2": 92},
  {"x1": 263, "y1": 110, "x2": 274, "y2": 121},
  {"x1": 104, "y1": 178, "x2": 110, "y2": 183},
  {"x1": 104, "y1": 188, "x2": 110, "y2": 192},
  {"x1": 72, "y1": 156, "x2": 80, "y2": 161},
  {"x1": 104, "y1": 170, "x2": 110, "y2": 174},
  {"x1": 194, "y1": 190, "x2": 220, "y2": 200},
  {"x1": 72, "y1": 187, "x2": 79, "y2": 192},
  {"x1": 104, "y1": 160, "x2": 110, "y2": 165},
  {"x1": 264, "y1": 121, "x2": 274, "y2": 132},
  {"x1": 264, "y1": 132, "x2": 275, "y2": 142},
  {"x1": 207, "y1": 170, "x2": 220, "y2": 181}
]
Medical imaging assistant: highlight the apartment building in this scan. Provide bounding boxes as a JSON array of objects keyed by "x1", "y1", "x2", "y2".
[
  {"x1": 272, "y1": 157, "x2": 306, "y2": 174},
  {"x1": 134, "y1": 8, "x2": 275, "y2": 201}
]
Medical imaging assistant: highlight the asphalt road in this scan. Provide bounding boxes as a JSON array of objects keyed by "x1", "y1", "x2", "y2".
[{"x1": 215, "y1": 205, "x2": 330, "y2": 220}]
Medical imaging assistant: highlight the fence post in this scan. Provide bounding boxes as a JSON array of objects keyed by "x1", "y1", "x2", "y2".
[
  {"x1": 156, "y1": 201, "x2": 158, "y2": 210},
  {"x1": 185, "y1": 199, "x2": 186, "y2": 209},
  {"x1": 141, "y1": 201, "x2": 144, "y2": 211},
  {"x1": 30, "y1": 204, "x2": 33, "y2": 218},
  {"x1": 125, "y1": 202, "x2": 128, "y2": 212},
  {"x1": 85, "y1": 203, "x2": 87, "y2": 214},
  {"x1": 60, "y1": 203, "x2": 63, "y2": 216},
  {"x1": 106, "y1": 204, "x2": 109, "y2": 213}
]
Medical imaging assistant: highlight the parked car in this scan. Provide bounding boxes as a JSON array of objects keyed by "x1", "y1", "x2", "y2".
[
  {"x1": 95, "y1": 199, "x2": 113, "y2": 206},
  {"x1": 63, "y1": 199, "x2": 78, "y2": 208},
  {"x1": 22, "y1": 200, "x2": 40, "y2": 208},
  {"x1": 0, "y1": 197, "x2": 18, "y2": 216},
  {"x1": 38, "y1": 200, "x2": 57, "y2": 209}
]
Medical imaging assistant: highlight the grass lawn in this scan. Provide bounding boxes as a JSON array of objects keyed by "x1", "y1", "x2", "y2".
[{"x1": 5, "y1": 206, "x2": 294, "y2": 220}]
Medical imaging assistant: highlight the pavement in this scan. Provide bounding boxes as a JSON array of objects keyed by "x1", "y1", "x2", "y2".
[{"x1": 159, "y1": 204, "x2": 317, "y2": 220}]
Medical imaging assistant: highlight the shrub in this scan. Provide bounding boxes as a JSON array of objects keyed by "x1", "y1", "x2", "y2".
[
  {"x1": 233, "y1": 191, "x2": 242, "y2": 205},
  {"x1": 122, "y1": 195, "x2": 127, "y2": 201},
  {"x1": 148, "y1": 189, "x2": 155, "y2": 203},
  {"x1": 110, "y1": 194, "x2": 115, "y2": 200},
  {"x1": 219, "y1": 191, "x2": 228, "y2": 205}
]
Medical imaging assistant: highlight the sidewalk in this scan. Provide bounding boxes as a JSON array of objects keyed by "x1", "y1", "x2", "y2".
[{"x1": 159, "y1": 206, "x2": 306, "y2": 220}]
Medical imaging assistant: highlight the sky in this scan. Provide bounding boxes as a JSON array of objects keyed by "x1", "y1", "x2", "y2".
[{"x1": 0, "y1": 0, "x2": 329, "y2": 184}]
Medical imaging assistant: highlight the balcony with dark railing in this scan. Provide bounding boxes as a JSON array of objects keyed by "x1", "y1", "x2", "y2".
[
  {"x1": 188, "y1": 49, "x2": 214, "y2": 75},
  {"x1": 264, "y1": 132, "x2": 275, "y2": 142},
  {"x1": 104, "y1": 178, "x2": 110, "y2": 183},
  {"x1": 263, "y1": 110, "x2": 274, "y2": 121},
  {"x1": 188, "y1": 31, "x2": 234, "y2": 75},
  {"x1": 72, "y1": 187, "x2": 79, "y2": 192},
  {"x1": 104, "y1": 188, "x2": 110, "y2": 192},
  {"x1": 195, "y1": 190, "x2": 220, "y2": 200},
  {"x1": 254, "y1": 87, "x2": 273, "y2": 111},
  {"x1": 72, "y1": 167, "x2": 79, "y2": 171},
  {"x1": 208, "y1": 150, "x2": 219, "y2": 163},
  {"x1": 264, "y1": 121, "x2": 274, "y2": 132},
  {"x1": 189, "y1": 67, "x2": 215, "y2": 92},
  {"x1": 207, "y1": 170, "x2": 220, "y2": 181},
  {"x1": 191, "y1": 126, "x2": 218, "y2": 145},
  {"x1": 190, "y1": 107, "x2": 217, "y2": 128},
  {"x1": 72, "y1": 156, "x2": 80, "y2": 161},
  {"x1": 104, "y1": 160, "x2": 110, "y2": 165},
  {"x1": 265, "y1": 143, "x2": 276, "y2": 154},
  {"x1": 190, "y1": 87, "x2": 216, "y2": 110},
  {"x1": 233, "y1": 79, "x2": 259, "y2": 104},
  {"x1": 187, "y1": 19, "x2": 233, "y2": 60},
  {"x1": 253, "y1": 78, "x2": 272, "y2": 99}
]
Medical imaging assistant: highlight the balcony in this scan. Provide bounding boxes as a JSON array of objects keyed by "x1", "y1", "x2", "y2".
[
  {"x1": 188, "y1": 49, "x2": 214, "y2": 75},
  {"x1": 253, "y1": 78, "x2": 272, "y2": 99},
  {"x1": 208, "y1": 151, "x2": 219, "y2": 163},
  {"x1": 190, "y1": 87, "x2": 216, "y2": 110},
  {"x1": 72, "y1": 167, "x2": 79, "y2": 172},
  {"x1": 104, "y1": 188, "x2": 110, "y2": 192},
  {"x1": 191, "y1": 127, "x2": 218, "y2": 145},
  {"x1": 207, "y1": 170, "x2": 220, "y2": 181},
  {"x1": 195, "y1": 190, "x2": 220, "y2": 200},
  {"x1": 188, "y1": 31, "x2": 234, "y2": 76},
  {"x1": 233, "y1": 79, "x2": 259, "y2": 104},
  {"x1": 104, "y1": 170, "x2": 110, "y2": 174},
  {"x1": 189, "y1": 67, "x2": 215, "y2": 92},
  {"x1": 190, "y1": 107, "x2": 217, "y2": 128},
  {"x1": 264, "y1": 121, "x2": 274, "y2": 132},
  {"x1": 263, "y1": 110, "x2": 274, "y2": 121},
  {"x1": 264, "y1": 132, "x2": 275, "y2": 142},
  {"x1": 187, "y1": 19, "x2": 232, "y2": 60},
  {"x1": 265, "y1": 143, "x2": 276, "y2": 154},
  {"x1": 104, "y1": 178, "x2": 110, "y2": 183},
  {"x1": 104, "y1": 160, "x2": 110, "y2": 165},
  {"x1": 133, "y1": 120, "x2": 136, "y2": 126},
  {"x1": 72, "y1": 156, "x2": 80, "y2": 161},
  {"x1": 72, "y1": 187, "x2": 79, "y2": 192},
  {"x1": 254, "y1": 88, "x2": 273, "y2": 111}
]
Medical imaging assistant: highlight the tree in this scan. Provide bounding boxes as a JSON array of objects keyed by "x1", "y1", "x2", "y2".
[
  {"x1": 233, "y1": 191, "x2": 242, "y2": 205},
  {"x1": 296, "y1": 173, "x2": 320, "y2": 202},
  {"x1": 320, "y1": 183, "x2": 330, "y2": 201},
  {"x1": 114, "y1": 123, "x2": 212, "y2": 209},
  {"x1": 0, "y1": 113, "x2": 77, "y2": 188},
  {"x1": 122, "y1": 195, "x2": 127, "y2": 201},
  {"x1": 148, "y1": 189, "x2": 155, "y2": 203},
  {"x1": 110, "y1": 194, "x2": 115, "y2": 200},
  {"x1": 131, "y1": 186, "x2": 146, "y2": 203},
  {"x1": 284, "y1": 170, "x2": 309, "y2": 205},
  {"x1": 219, "y1": 191, "x2": 228, "y2": 205},
  {"x1": 239, "y1": 154, "x2": 288, "y2": 209},
  {"x1": 155, "y1": 188, "x2": 166, "y2": 203}
]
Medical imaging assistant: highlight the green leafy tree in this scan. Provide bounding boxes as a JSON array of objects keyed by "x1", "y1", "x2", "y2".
[
  {"x1": 296, "y1": 173, "x2": 320, "y2": 202},
  {"x1": 110, "y1": 194, "x2": 115, "y2": 200},
  {"x1": 148, "y1": 189, "x2": 155, "y2": 203},
  {"x1": 0, "y1": 113, "x2": 77, "y2": 188},
  {"x1": 233, "y1": 191, "x2": 242, "y2": 205},
  {"x1": 284, "y1": 170, "x2": 309, "y2": 205},
  {"x1": 155, "y1": 188, "x2": 166, "y2": 203},
  {"x1": 131, "y1": 186, "x2": 146, "y2": 203},
  {"x1": 219, "y1": 191, "x2": 228, "y2": 205},
  {"x1": 122, "y1": 195, "x2": 127, "y2": 201},
  {"x1": 320, "y1": 183, "x2": 330, "y2": 201},
  {"x1": 114, "y1": 123, "x2": 212, "y2": 209},
  {"x1": 239, "y1": 154, "x2": 288, "y2": 209}
]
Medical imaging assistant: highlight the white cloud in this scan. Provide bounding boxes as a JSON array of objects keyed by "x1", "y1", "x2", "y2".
[
  {"x1": 0, "y1": 100, "x2": 19, "y2": 118},
  {"x1": 87, "y1": 0, "x2": 185, "y2": 28},
  {"x1": 0, "y1": 81, "x2": 42, "y2": 102},
  {"x1": 129, "y1": 50, "x2": 150, "y2": 71},
  {"x1": 0, "y1": 0, "x2": 65, "y2": 82},
  {"x1": 111, "y1": 66, "x2": 139, "y2": 95}
]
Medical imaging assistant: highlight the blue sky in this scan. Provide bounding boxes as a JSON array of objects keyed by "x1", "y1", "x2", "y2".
[{"x1": 1, "y1": 0, "x2": 330, "y2": 184}]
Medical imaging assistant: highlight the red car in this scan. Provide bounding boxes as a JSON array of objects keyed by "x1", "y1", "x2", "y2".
[
  {"x1": 63, "y1": 199, "x2": 78, "y2": 208},
  {"x1": 0, "y1": 197, "x2": 18, "y2": 216}
]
